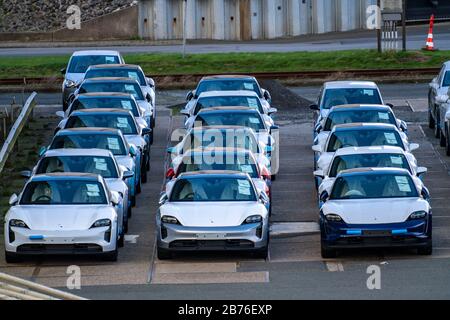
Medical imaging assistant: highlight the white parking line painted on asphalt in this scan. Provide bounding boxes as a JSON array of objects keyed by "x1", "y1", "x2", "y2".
[
  {"x1": 270, "y1": 222, "x2": 320, "y2": 238},
  {"x1": 151, "y1": 271, "x2": 270, "y2": 285},
  {"x1": 154, "y1": 262, "x2": 237, "y2": 274},
  {"x1": 124, "y1": 235, "x2": 139, "y2": 244},
  {"x1": 325, "y1": 262, "x2": 344, "y2": 272}
]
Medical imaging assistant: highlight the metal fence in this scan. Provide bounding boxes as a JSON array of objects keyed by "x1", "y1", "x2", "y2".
[{"x1": 0, "y1": 92, "x2": 37, "y2": 174}]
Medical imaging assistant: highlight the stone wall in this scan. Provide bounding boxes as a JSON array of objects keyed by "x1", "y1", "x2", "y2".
[{"x1": 0, "y1": 0, "x2": 136, "y2": 32}]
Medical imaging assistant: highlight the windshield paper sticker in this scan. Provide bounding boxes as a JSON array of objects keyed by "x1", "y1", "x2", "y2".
[{"x1": 395, "y1": 176, "x2": 411, "y2": 192}]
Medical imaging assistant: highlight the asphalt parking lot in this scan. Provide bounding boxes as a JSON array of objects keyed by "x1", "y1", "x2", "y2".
[{"x1": 2, "y1": 84, "x2": 450, "y2": 299}]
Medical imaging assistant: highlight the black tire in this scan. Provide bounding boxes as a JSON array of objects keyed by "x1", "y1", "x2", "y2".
[
  {"x1": 118, "y1": 234, "x2": 125, "y2": 248},
  {"x1": 253, "y1": 246, "x2": 269, "y2": 260},
  {"x1": 5, "y1": 251, "x2": 22, "y2": 263},
  {"x1": 136, "y1": 177, "x2": 142, "y2": 194},
  {"x1": 157, "y1": 247, "x2": 172, "y2": 260},
  {"x1": 271, "y1": 174, "x2": 276, "y2": 181},
  {"x1": 102, "y1": 248, "x2": 118, "y2": 262},
  {"x1": 446, "y1": 125, "x2": 450, "y2": 156},
  {"x1": 429, "y1": 110, "x2": 435, "y2": 129},
  {"x1": 417, "y1": 244, "x2": 433, "y2": 256},
  {"x1": 123, "y1": 216, "x2": 129, "y2": 233},
  {"x1": 440, "y1": 128, "x2": 446, "y2": 147},
  {"x1": 131, "y1": 194, "x2": 136, "y2": 207},
  {"x1": 127, "y1": 204, "x2": 132, "y2": 218},
  {"x1": 141, "y1": 166, "x2": 148, "y2": 183},
  {"x1": 321, "y1": 240, "x2": 337, "y2": 259},
  {"x1": 434, "y1": 111, "x2": 441, "y2": 138}
]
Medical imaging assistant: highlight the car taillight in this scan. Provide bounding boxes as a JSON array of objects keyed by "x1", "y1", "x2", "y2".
[
  {"x1": 265, "y1": 185, "x2": 270, "y2": 198},
  {"x1": 261, "y1": 166, "x2": 271, "y2": 181},
  {"x1": 166, "y1": 168, "x2": 175, "y2": 179}
]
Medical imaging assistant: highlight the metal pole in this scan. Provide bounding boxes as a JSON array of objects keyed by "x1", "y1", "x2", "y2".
[
  {"x1": 402, "y1": 0, "x2": 406, "y2": 51},
  {"x1": 377, "y1": 0, "x2": 382, "y2": 53},
  {"x1": 182, "y1": 0, "x2": 187, "y2": 59}
]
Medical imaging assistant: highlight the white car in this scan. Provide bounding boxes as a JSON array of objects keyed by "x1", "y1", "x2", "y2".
[
  {"x1": 182, "y1": 91, "x2": 277, "y2": 127},
  {"x1": 4, "y1": 173, "x2": 121, "y2": 263},
  {"x1": 309, "y1": 81, "x2": 389, "y2": 129},
  {"x1": 312, "y1": 123, "x2": 418, "y2": 173},
  {"x1": 27, "y1": 148, "x2": 134, "y2": 235},
  {"x1": 61, "y1": 50, "x2": 124, "y2": 110},
  {"x1": 319, "y1": 168, "x2": 432, "y2": 258},
  {"x1": 428, "y1": 61, "x2": 450, "y2": 139},
  {"x1": 314, "y1": 146, "x2": 427, "y2": 196},
  {"x1": 156, "y1": 171, "x2": 270, "y2": 259}
]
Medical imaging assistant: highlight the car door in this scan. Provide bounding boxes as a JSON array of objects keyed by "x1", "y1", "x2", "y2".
[{"x1": 430, "y1": 66, "x2": 445, "y2": 117}]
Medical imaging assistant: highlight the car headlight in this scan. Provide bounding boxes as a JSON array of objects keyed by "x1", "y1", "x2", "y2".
[
  {"x1": 64, "y1": 79, "x2": 77, "y2": 88},
  {"x1": 90, "y1": 219, "x2": 111, "y2": 228},
  {"x1": 161, "y1": 216, "x2": 180, "y2": 225},
  {"x1": 409, "y1": 211, "x2": 427, "y2": 220},
  {"x1": 244, "y1": 215, "x2": 263, "y2": 224},
  {"x1": 9, "y1": 219, "x2": 29, "y2": 228},
  {"x1": 325, "y1": 214, "x2": 343, "y2": 222}
]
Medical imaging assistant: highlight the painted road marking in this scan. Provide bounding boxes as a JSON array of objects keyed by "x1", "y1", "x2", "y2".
[
  {"x1": 124, "y1": 235, "x2": 139, "y2": 244},
  {"x1": 325, "y1": 262, "x2": 344, "y2": 272},
  {"x1": 154, "y1": 262, "x2": 237, "y2": 274},
  {"x1": 151, "y1": 271, "x2": 269, "y2": 285}
]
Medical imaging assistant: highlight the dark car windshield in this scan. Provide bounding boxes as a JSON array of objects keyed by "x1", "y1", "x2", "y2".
[
  {"x1": 85, "y1": 68, "x2": 145, "y2": 86},
  {"x1": 196, "y1": 79, "x2": 261, "y2": 97},
  {"x1": 21, "y1": 180, "x2": 107, "y2": 205},
  {"x1": 322, "y1": 88, "x2": 382, "y2": 109},
  {"x1": 329, "y1": 153, "x2": 411, "y2": 177},
  {"x1": 443, "y1": 71, "x2": 450, "y2": 87},
  {"x1": 330, "y1": 173, "x2": 418, "y2": 200},
  {"x1": 71, "y1": 97, "x2": 139, "y2": 116},
  {"x1": 170, "y1": 177, "x2": 256, "y2": 202},
  {"x1": 178, "y1": 153, "x2": 259, "y2": 178},
  {"x1": 50, "y1": 134, "x2": 127, "y2": 156},
  {"x1": 68, "y1": 55, "x2": 120, "y2": 73},
  {"x1": 183, "y1": 130, "x2": 260, "y2": 154},
  {"x1": 79, "y1": 82, "x2": 144, "y2": 100},
  {"x1": 36, "y1": 156, "x2": 118, "y2": 179},
  {"x1": 324, "y1": 110, "x2": 396, "y2": 131},
  {"x1": 194, "y1": 96, "x2": 263, "y2": 115},
  {"x1": 65, "y1": 114, "x2": 138, "y2": 135},
  {"x1": 327, "y1": 129, "x2": 404, "y2": 152},
  {"x1": 194, "y1": 113, "x2": 265, "y2": 131}
]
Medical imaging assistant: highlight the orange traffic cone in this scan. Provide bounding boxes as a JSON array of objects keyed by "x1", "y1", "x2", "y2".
[{"x1": 424, "y1": 14, "x2": 436, "y2": 51}]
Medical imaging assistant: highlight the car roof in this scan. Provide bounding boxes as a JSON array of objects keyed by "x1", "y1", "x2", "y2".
[
  {"x1": 76, "y1": 92, "x2": 134, "y2": 98},
  {"x1": 30, "y1": 172, "x2": 102, "y2": 182},
  {"x1": 72, "y1": 50, "x2": 120, "y2": 57},
  {"x1": 324, "y1": 81, "x2": 379, "y2": 89},
  {"x1": 329, "y1": 104, "x2": 392, "y2": 112},
  {"x1": 57, "y1": 128, "x2": 122, "y2": 135},
  {"x1": 178, "y1": 170, "x2": 249, "y2": 178},
  {"x1": 197, "y1": 106, "x2": 259, "y2": 113},
  {"x1": 87, "y1": 64, "x2": 141, "y2": 70},
  {"x1": 43, "y1": 148, "x2": 113, "y2": 158},
  {"x1": 201, "y1": 75, "x2": 255, "y2": 81},
  {"x1": 198, "y1": 90, "x2": 259, "y2": 98},
  {"x1": 332, "y1": 122, "x2": 397, "y2": 131},
  {"x1": 338, "y1": 167, "x2": 411, "y2": 176},
  {"x1": 71, "y1": 108, "x2": 133, "y2": 115},
  {"x1": 334, "y1": 146, "x2": 405, "y2": 157},
  {"x1": 82, "y1": 77, "x2": 138, "y2": 83}
]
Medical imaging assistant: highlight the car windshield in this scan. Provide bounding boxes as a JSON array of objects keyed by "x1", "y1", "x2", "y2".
[
  {"x1": 50, "y1": 134, "x2": 127, "y2": 156},
  {"x1": 322, "y1": 88, "x2": 382, "y2": 109},
  {"x1": 182, "y1": 130, "x2": 260, "y2": 154},
  {"x1": 194, "y1": 96, "x2": 263, "y2": 114},
  {"x1": 327, "y1": 129, "x2": 404, "y2": 152},
  {"x1": 329, "y1": 153, "x2": 411, "y2": 177},
  {"x1": 85, "y1": 68, "x2": 145, "y2": 85},
  {"x1": 36, "y1": 156, "x2": 118, "y2": 179},
  {"x1": 170, "y1": 177, "x2": 256, "y2": 202},
  {"x1": 68, "y1": 55, "x2": 120, "y2": 73},
  {"x1": 79, "y1": 82, "x2": 144, "y2": 100},
  {"x1": 196, "y1": 79, "x2": 261, "y2": 97},
  {"x1": 323, "y1": 110, "x2": 396, "y2": 131},
  {"x1": 178, "y1": 153, "x2": 259, "y2": 178},
  {"x1": 330, "y1": 173, "x2": 418, "y2": 200},
  {"x1": 194, "y1": 113, "x2": 265, "y2": 131},
  {"x1": 66, "y1": 114, "x2": 138, "y2": 135},
  {"x1": 443, "y1": 71, "x2": 450, "y2": 87},
  {"x1": 71, "y1": 97, "x2": 139, "y2": 116},
  {"x1": 21, "y1": 180, "x2": 107, "y2": 205}
]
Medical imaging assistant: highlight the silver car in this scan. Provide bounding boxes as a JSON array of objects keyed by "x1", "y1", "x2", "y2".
[{"x1": 428, "y1": 61, "x2": 450, "y2": 139}]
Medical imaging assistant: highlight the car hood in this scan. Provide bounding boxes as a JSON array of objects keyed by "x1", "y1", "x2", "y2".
[
  {"x1": 125, "y1": 135, "x2": 146, "y2": 150},
  {"x1": 314, "y1": 131, "x2": 330, "y2": 149},
  {"x1": 115, "y1": 155, "x2": 135, "y2": 171},
  {"x1": 105, "y1": 178, "x2": 127, "y2": 194},
  {"x1": 317, "y1": 152, "x2": 334, "y2": 171},
  {"x1": 323, "y1": 198, "x2": 429, "y2": 224},
  {"x1": 65, "y1": 73, "x2": 84, "y2": 84},
  {"x1": 8, "y1": 205, "x2": 116, "y2": 230},
  {"x1": 160, "y1": 202, "x2": 266, "y2": 227},
  {"x1": 137, "y1": 100, "x2": 153, "y2": 115}
]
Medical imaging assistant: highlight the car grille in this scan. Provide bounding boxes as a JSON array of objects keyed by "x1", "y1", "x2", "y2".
[
  {"x1": 17, "y1": 244, "x2": 103, "y2": 254},
  {"x1": 169, "y1": 239, "x2": 254, "y2": 249}
]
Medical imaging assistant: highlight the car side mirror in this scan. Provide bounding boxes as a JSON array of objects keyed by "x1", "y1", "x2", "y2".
[
  {"x1": 263, "y1": 89, "x2": 272, "y2": 102},
  {"x1": 268, "y1": 107, "x2": 278, "y2": 115},
  {"x1": 146, "y1": 93, "x2": 152, "y2": 103},
  {"x1": 312, "y1": 144, "x2": 322, "y2": 153},
  {"x1": 159, "y1": 193, "x2": 169, "y2": 205},
  {"x1": 9, "y1": 194, "x2": 18, "y2": 206},
  {"x1": 122, "y1": 170, "x2": 134, "y2": 180},
  {"x1": 315, "y1": 123, "x2": 323, "y2": 133},
  {"x1": 186, "y1": 91, "x2": 194, "y2": 101},
  {"x1": 55, "y1": 111, "x2": 65, "y2": 118},
  {"x1": 259, "y1": 192, "x2": 269, "y2": 204},
  {"x1": 20, "y1": 170, "x2": 32, "y2": 179},
  {"x1": 313, "y1": 170, "x2": 325, "y2": 179},
  {"x1": 180, "y1": 109, "x2": 190, "y2": 116},
  {"x1": 319, "y1": 191, "x2": 329, "y2": 203},
  {"x1": 409, "y1": 143, "x2": 420, "y2": 152},
  {"x1": 146, "y1": 77, "x2": 155, "y2": 88},
  {"x1": 129, "y1": 145, "x2": 137, "y2": 157},
  {"x1": 421, "y1": 187, "x2": 430, "y2": 200},
  {"x1": 386, "y1": 103, "x2": 394, "y2": 108},
  {"x1": 110, "y1": 191, "x2": 120, "y2": 206},
  {"x1": 270, "y1": 125, "x2": 279, "y2": 134},
  {"x1": 399, "y1": 120, "x2": 408, "y2": 132},
  {"x1": 309, "y1": 104, "x2": 320, "y2": 111},
  {"x1": 417, "y1": 167, "x2": 428, "y2": 177},
  {"x1": 60, "y1": 68, "x2": 66, "y2": 75},
  {"x1": 142, "y1": 128, "x2": 152, "y2": 136}
]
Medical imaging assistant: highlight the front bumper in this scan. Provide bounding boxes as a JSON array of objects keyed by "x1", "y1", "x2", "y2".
[
  {"x1": 157, "y1": 222, "x2": 268, "y2": 251},
  {"x1": 5, "y1": 226, "x2": 117, "y2": 255},
  {"x1": 320, "y1": 216, "x2": 432, "y2": 249}
]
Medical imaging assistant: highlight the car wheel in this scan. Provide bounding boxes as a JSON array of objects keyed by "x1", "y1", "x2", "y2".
[
  {"x1": 131, "y1": 194, "x2": 136, "y2": 207},
  {"x1": 102, "y1": 248, "x2": 118, "y2": 262},
  {"x1": 141, "y1": 163, "x2": 148, "y2": 183},
  {"x1": 123, "y1": 216, "x2": 129, "y2": 233},
  {"x1": 271, "y1": 174, "x2": 276, "y2": 181},
  {"x1": 5, "y1": 251, "x2": 22, "y2": 263},
  {"x1": 428, "y1": 110, "x2": 435, "y2": 129},
  {"x1": 440, "y1": 127, "x2": 447, "y2": 147},
  {"x1": 157, "y1": 247, "x2": 172, "y2": 260},
  {"x1": 417, "y1": 244, "x2": 433, "y2": 256},
  {"x1": 434, "y1": 111, "x2": 441, "y2": 138},
  {"x1": 446, "y1": 126, "x2": 450, "y2": 156},
  {"x1": 321, "y1": 240, "x2": 337, "y2": 259},
  {"x1": 136, "y1": 177, "x2": 142, "y2": 194},
  {"x1": 118, "y1": 234, "x2": 125, "y2": 248},
  {"x1": 253, "y1": 246, "x2": 269, "y2": 260},
  {"x1": 127, "y1": 205, "x2": 132, "y2": 218}
]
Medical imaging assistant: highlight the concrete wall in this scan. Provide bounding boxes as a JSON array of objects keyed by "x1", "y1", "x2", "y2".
[{"x1": 138, "y1": 0, "x2": 378, "y2": 41}]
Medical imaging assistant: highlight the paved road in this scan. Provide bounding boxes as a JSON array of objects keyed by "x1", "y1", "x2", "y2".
[
  {"x1": 0, "y1": 23, "x2": 449, "y2": 57},
  {"x1": 2, "y1": 84, "x2": 450, "y2": 299}
]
